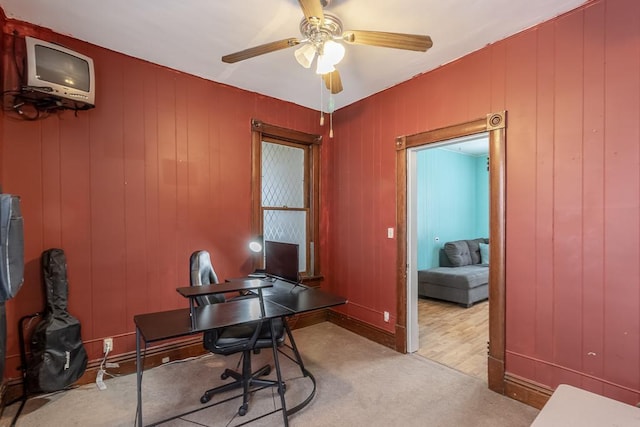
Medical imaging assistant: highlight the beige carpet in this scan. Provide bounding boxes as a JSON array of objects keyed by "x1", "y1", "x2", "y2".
[{"x1": 0, "y1": 322, "x2": 538, "y2": 426}]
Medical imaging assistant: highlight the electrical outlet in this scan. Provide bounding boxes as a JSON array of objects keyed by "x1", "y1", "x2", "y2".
[
  {"x1": 103, "y1": 338, "x2": 113, "y2": 353},
  {"x1": 383, "y1": 311, "x2": 390, "y2": 323}
]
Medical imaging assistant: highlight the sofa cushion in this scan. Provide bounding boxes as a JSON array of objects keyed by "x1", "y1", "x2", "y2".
[
  {"x1": 418, "y1": 265, "x2": 489, "y2": 290},
  {"x1": 466, "y1": 238, "x2": 486, "y2": 264},
  {"x1": 444, "y1": 240, "x2": 472, "y2": 266},
  {"x1": 439, "y1": 249, "x2": 453, "y2": 267}
]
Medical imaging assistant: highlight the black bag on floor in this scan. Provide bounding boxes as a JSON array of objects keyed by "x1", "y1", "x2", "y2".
[{"x1": 27, "y1": 248, "x2": 88, "y2": 392}]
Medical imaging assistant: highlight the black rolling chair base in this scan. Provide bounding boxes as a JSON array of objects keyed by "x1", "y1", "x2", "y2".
[{"x1": 200, "y1": 355, "x2": 285, "y2": 416}]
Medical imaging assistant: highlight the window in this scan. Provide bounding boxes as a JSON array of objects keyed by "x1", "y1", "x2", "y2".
[{"x1": 251, "y1": 120, "x2": 321, "y2": 279}]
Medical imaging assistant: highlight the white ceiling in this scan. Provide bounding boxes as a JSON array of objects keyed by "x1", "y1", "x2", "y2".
[{"x1": 0, "y1": 0, "x2": 586, "y2": 111}]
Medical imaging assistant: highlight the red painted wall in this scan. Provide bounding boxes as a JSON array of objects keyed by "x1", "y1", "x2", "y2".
[
  {"x1": 2, "y1": 0, "x2": 639, "y2": 406},
  {"x1": 0, "y1": 17, "x2": 322, "y2": 379},
  {"x1": 325, "y1": 0, "x2": 640, "y2": 404}
]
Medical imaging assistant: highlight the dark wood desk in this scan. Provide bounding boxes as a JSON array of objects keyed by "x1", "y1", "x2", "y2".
[
  {"x1": 176, "y1": 279, "x2": 273, "y2": 329},
  {"x1": 265, "y1": 285, "x2": 347, "y2": 313},
  {"x1": 134, "y1": 298, "x2": 290, "y2": 342},
  {"x1": 175, "y1": 279, "x2": 270, "y2": 298},
  {"x1": 134, "y1": 279, "x2": 346, "y2": 426}
]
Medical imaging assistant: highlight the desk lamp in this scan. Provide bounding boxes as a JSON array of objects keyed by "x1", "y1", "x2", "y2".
[{"x1": 248, "y1": 236, "x2": 266, "y2": 277}]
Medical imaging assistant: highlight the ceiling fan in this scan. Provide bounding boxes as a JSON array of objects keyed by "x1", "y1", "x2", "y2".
[{"x1": 221, "y1": 0, "x2": 433, "y2": 95}]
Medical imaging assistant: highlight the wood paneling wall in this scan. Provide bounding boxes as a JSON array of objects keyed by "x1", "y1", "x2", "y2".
[
  {"x1": 324, "y1": 0, "x2": 640, "y2": 405},
  {"x1": 0, "y1": 17, "x2": 321, "y2": 380},
  {"x1": 2, "y1": 0, "x2": 639, "y2": 407}
]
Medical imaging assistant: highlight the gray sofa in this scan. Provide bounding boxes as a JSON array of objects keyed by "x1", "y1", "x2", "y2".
[{"x1": 418, "y1": 238, "x2": 489, "y2": 307}]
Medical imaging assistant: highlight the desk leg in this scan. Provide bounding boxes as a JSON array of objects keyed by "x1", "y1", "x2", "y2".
[
  {"x1": 270, "y1": 318, "x2": 289, "y2": 427},
  {"x1": 136, "y1": 327, "x2": 143, "y2": 427},
  {"x1": 284, "y1": 319, "x2": 308, "y2": 375},
  {"x1": 282, "y1": 318, "x2": 317, "y2": 415}
]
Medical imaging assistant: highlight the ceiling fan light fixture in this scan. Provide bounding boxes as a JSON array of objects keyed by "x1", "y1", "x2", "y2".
[
  {"x1": 222, "y1": 5, "x2": 432, "y2": 102},
  {"x1": 323, "y1": 40, "x2": 345, "y2": 65},
  {"x1": 316, "y1": 53, "x2": 335, "y2": 75},
  {"x1": 294, "y1": 43, "x2": 316, "y2": 68}
]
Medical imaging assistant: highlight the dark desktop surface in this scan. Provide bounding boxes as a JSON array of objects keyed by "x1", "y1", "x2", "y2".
[
  {"x1": 135, "y1": 294, "x2": 292, "y2": 342},
  {"x1": 133, "y1": 308, "x2": 194, "y2": 342},
  {"x1": 205, "y1": 277, "x2": 346, "y2": 315},
  {"x1": 176, "y1": 279, "x2": 270, "y2": 298},
  {"x1": 230, "y1": 274, "x2": 297, "y2": 285},
  {"x1": 138, "y1": 278, "x2": 345, "y2": 343},
  {"x1": 259, "y1": 279, "x2": 346, "y2": 313}
]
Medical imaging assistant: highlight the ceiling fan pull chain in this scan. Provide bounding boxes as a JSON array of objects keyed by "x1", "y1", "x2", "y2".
[
  {"x1": 320, "y1": 75, "x2": 325, "y2": 126},
  {"x1": 329, "y1": 112, "x2": 334, "y2": 138},
  {"x1": 329, "y1": 81, "x2": 334, "y2": 138}
]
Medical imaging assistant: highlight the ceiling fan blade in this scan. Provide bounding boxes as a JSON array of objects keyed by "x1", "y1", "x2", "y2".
[
  {"x1": 323, "y1": 70, "x2": 343, "y2": 94},
  {"x1": 298, "y1": 0, "x2": 324, "y2": 26},
  {"x1": 222, "y1": 38, "x2": 301, "y2": 63},
  {"x1": 342, "y1": 30, "x2": 433, "y2": 52}
]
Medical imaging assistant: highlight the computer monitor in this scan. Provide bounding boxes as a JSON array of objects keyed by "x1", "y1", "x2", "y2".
[{"x1": 264, "y1": 241, "x2": 299, "y2": 283}]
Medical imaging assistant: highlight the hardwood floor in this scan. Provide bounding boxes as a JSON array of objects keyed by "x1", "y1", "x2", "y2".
[{"x1": 416, "y1": 297, "x2": 488, "y2": 381}]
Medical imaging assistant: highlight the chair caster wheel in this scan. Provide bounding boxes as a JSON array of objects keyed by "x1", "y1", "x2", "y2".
[
  {"x1": 238, "y1": 404, "x2": 248, "y2": 416},
  {"x1": 200, "y1": 392, "x2": 212, "y2": 404}
]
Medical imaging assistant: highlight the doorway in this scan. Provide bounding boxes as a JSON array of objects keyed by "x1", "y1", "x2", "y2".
[
  {"x1": 395, "y1": 112, "x2": 507, "y2": 393},
  {"x1": 412, "y1": 134, "x2": 489, "y2": 380}
]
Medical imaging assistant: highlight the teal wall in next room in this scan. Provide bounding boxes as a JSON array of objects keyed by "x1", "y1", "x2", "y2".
[{"x1": 416, "y1": 147, "x2": 489, "y2": 270}]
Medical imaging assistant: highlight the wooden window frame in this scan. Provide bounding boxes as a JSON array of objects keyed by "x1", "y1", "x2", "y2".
[{"x1": 251, "y1": 119, "x2": 322, "y2": 280}]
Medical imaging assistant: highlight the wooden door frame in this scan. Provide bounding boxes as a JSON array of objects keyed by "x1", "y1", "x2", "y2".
[{"x1": 394, "y1": 111, "x2": 507, "y2": 393}]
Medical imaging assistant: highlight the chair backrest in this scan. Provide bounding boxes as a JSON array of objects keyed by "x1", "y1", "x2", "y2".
[{"x1": 189, "y1": 250, "x2": 225, "y2": 305}]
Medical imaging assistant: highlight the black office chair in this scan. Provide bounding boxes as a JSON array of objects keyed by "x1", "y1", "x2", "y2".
[{"x1": 189, "y1": 250, "x2": 286, "y2": 416}]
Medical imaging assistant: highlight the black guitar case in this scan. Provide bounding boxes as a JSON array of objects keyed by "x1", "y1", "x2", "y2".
[{"x1": 27, "y1": 248, "x2": 88, "y2": 392}]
